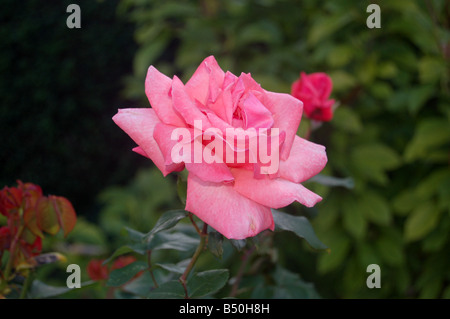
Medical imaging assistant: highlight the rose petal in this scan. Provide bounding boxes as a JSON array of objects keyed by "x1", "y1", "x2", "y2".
[
  {"x1": 185, "y1": 56, "x2": 225, "y2": 106},
  {"x1": 231, "y1": 168, "x2": 322, "y2": 208},
  {"x1": 241, "y1": 92, "x2": 274, "y2": 129},
  {"x1": 185, "y1": 174, "x2": 274, "y2": 239},
  {"x1": 112, "y1": 108, "x2": 184, "y2": 176},
  {"x1": 262, "y1": 91, "x2": 303, "y2": 160},
  {"x1": 185, "y1": 137, "x2": 235, "y2": 183},
  {"x1": 171, "y1": 76, "x2": 212, "y2": 129},
  {"x1": 279, "y1": 135, "x2": 328, "y2": 183},
  {"x1": 145, "y1": 66, "x2": 186, "y2": 127}
]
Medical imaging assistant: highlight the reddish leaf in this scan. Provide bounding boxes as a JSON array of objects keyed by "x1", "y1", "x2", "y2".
[
  {"x1": 19, "y1": 181, "x2": 43, "y2": 210},
  {"x1": 36, "y1": 196, "x2": 77, "y2": 237},
  {"x1": 23, "y1": 207, "x2": 44, "y2": 238},
  {"x1": 87, "y1": 259, "x2": 109, "y2": 281},
  {"x1": 0, "y1": 186, "x2": 22, "y2": 217}
]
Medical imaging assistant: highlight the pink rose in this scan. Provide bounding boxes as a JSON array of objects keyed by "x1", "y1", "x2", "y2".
[
  {"x1": 113, "y1": 56, "x2": 327, "y2": 239},
  {"x1": 291, "y1": 72, "x2": 335, "y2": 122}
]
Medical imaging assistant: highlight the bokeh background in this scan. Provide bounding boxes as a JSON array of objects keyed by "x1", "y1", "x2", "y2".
[{"x1": 1, "y1": 0, "x2": 449, "y2": 298}]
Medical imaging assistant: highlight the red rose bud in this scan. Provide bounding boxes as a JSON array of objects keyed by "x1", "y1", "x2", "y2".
[{"x1": 291, "y1": 72, "x2": 335, "y2": 122}]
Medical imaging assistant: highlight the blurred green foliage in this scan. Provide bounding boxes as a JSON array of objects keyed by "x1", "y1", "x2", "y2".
[
  {"x1": 114, "y1": 0, "x2": 450, "y2": 298},
  {"x1": 0, "y1": 0, "x2": 145, "y2": 215}
]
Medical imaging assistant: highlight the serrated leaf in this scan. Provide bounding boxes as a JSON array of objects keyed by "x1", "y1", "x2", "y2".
[
  {"x1": 187, "y1": 269, "x2": 229, "y2": 298},
  {"x1": 121, "y1": 272, "x2": 155, "y2": 297},
  {"x1": 147, "y1": 280, "x2": 185, "y2": 299},
  {"x1": 148, "y1": 232, "x2": 199, "y2": 251},
  {"x1": 107, "y1": 261, "x2": 148, "y2": 287},
  {"x1": 145, "y1": 210, "x2": 188, "y2": 239},
  {"x1": 404, "y1": 201, "x2": 441, "y2": 242},
  {"x1": 103, "y1": 246, "x2": 138, "y2": 265},
  {"x1": 28, "y1": 280, "x2": 94, "y2": 299},
  {"x1": 155, "y1": 259, "x2": 191, "y2": 275},
  {"x1": 36, "y1": 195, "x2": 76, "y2": 237},
  {"x1": 272, "y1": 210, "x2": 328, "y2": 251}
]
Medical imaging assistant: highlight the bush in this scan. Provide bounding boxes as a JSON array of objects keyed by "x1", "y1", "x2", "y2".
[{"x1": 117, "y1": 0, "x2": 450, "y2": 298}]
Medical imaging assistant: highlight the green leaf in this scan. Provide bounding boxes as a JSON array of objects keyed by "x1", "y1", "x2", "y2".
[
  {"x1": 332, "y1": 107, "x2": 363, "y2": 134},
  {"x1": 328, "y1": 70, "x2": 356, "y2": 92},
  {"x1": 121, "y1": 272, "x2": 155, "y2": 297},
  {"x1": 207, "y1": 231, "x2": 223, "y2": 258},
  {"x1": 148, "y1": 232, "x2": 199, "y2": 251},
  {"x1": 418, "y1": 56, "x2": 446, "y2": 84},
  {"x1": 28, "y1": 280, "x2": 94, "y2": 299},
  {"x1": 155, "y1": 259, "x2": 191, "y2": 275},
  {"x1": 341, "y1": 197, "x2": 367, "y2": 239},
  {"x1": 187, "y1": 269, "x2": 229, "y2": 298},
  {"x1": 147, "y1": 280, "x2": 185, "y2": 299},
  {"x1": 392, "y1": 189, "x2": 419, "y2": 216},
  {"x1": 272, "y1": 266, "x2": 320, "y2": 299},
  {"x1": 308, "y1": 174, "x2": 354, "y2": 189},
  {"x1": 404, "y1": 118, "x2": 450, "y2": 162},
  {"x1": 145, "y1": 210, "x2": 188, "y2": 239},
  {"x1": 107, "y1": 261, "x2": 148, "y2": 287},
  {"x1": 351, "y1": 143, "x2": 401, "y2": 184},
  {"x1": 272, "y1": 210, "x2": 328, "y2": 251},
  {"x1": 360, "y1": 191, "x2": 391, "y2": 226},
  {"x1": 317, "y1": 230, "x2": 350, "y2": 274},
  {"x1": 374, "y1": 234, "x2": 404, "y2": 266},
  {"x1": 404, "y1": 201, "x2": 441, "y2": 242},
  {"x1": 103, "y1": 246, "x2": 139, "y2": 265},
  {"x1": 308, "y1": 12, "x2": 354, "y2": 46}
]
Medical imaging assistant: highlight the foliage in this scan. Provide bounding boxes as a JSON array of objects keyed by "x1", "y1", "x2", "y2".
[
  {"x1": 0, "y1": 181, "x2": 77, "y2": 298},
  {"x1": 117, "y1": 0, "x2": 450, "y2": 298}
]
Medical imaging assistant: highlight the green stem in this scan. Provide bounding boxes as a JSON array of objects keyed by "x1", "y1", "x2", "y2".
[
  {"x1": 146, "y1": 250, "x2": 159, "y2": 288},
  {"x1": 188, "y1": 213, "x2": 202, "y2": 235},
  {"x1": 0, "y1": 225, "x2": 24, "y2": 293},
  {"x1": 229, "y1": 245, "x2": 256, "y2": 297},
  {"x1": 179, "y1": 223, "x2": 208, "y2": 299},
  {"x1": 19, "y1": 270, "x2": 33, "y2": 299}
]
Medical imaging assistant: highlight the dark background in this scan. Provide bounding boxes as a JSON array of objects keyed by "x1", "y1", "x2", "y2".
[{"x1": 0, "y1": 0, "x2": 146, "y2": 216}]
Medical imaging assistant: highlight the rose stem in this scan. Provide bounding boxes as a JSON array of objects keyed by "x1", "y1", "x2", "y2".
[
  {"x1": 146, "y1": 250, "x2": 159, "y2": 288},
  {"x1": 179, "y1": 222, "x2": 208, "y2": 298},
  {"x1": 229, "y1": 244, "x2": 256, "y2": 297}
]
